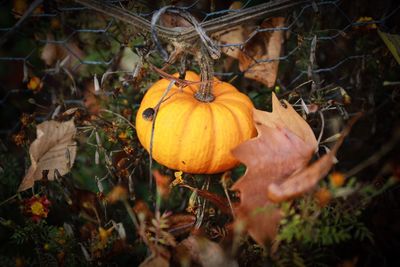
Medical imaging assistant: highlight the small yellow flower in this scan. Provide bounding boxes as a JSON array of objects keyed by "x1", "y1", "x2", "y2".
[
  {"x1": 31, "y1": 201, "x2": 46, "y2": 217},
  {"x1": 106, "y1": 185, "x2": 128, "y2": 203},
  {"x1": 330, "y1": 172, "x2": 345, "y2": 187},
  {"x1": 354, "y1": 17, "x2": 377, "y2": 29},
  {"x1": 98, "y1": 227, "x2": 112, "y2": 243},
  {"x1": 50, "y1": 18, "x2": 61, "y2": 29},
  {"x1": 27, "y1": 76, "x2": 43, "y2": 91},
  {"x1": 118, "y1": 131, "x2": 128, "y2": 140},
  {"x1": 15, "y1": 257, "x2": 24, "y2": 267},
  {"x1": 315, "y1": 187, "x2": 332, "y2": 207}
]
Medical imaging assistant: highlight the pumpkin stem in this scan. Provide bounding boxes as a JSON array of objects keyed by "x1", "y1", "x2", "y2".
[{"x1": 194, "y1": 45, "x2": 215, "y2": 102}]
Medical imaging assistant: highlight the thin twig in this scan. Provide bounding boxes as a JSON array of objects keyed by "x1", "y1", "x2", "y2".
[
  {"x1": 345, "y1": 129, "x2": 400, "y2": 178},
  {"x1": 316, "y1": 110, "x2": 325, "y2": 150},
  {"x1": 122, "y1": 199, "x2": 139, "y2": 229},
  {"x1": 223, "y1": 187, "x2": 235, "y2": 218},
  {"x1": 74, "y1": 0, "x2": 308, "y2": 45}
]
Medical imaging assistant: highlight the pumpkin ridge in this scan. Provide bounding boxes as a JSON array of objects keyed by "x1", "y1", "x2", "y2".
[
  {"x1": 206, "y1": 103, "x2": 216, "y2": 173},
  {"x1": 218, "y1": 102, "x2": 244, "y2": 141},
  {"x1": 174, "y1": 102, "x2": 198, "y2": 171}
]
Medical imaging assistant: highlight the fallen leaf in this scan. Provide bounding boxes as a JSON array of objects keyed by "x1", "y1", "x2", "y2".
[
  {"x1": 231, "y1": 125, "x2": 313, "y2": 244},
  {"x1": 240, "y1": 17, "x2": 285, "y2": 87},
  {"x1": 215, "y1": 25, "x2": 247, "y2": 59},
  {"x1": 177, "y1": 235, "x2": 238, "y2": 267},
  {"x1": 231, "y1": 94, "x2": 357, "y2": 245},
  {"x1": 18, "y1": 120, "x2": 77, "y2": 191},
  {"x1": 255, "y1": 93, "x2": 318, "y2": 148},
  {"x1": 212, "y1": 1, "x2": 246, "y2": 59},
  {"x1": 267, "y1": 115, "x2": 359, "y2": 202},
  {"x1": 214, "y1": 17, "x2": 285, "y2": 87}
]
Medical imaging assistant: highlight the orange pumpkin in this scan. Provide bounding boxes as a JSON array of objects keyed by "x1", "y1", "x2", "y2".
[{"x1": 135, "y1": 71, "x2": 255, "y2": 174}]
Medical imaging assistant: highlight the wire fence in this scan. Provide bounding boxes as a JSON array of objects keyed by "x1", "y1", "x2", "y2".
[{"x1": 0, "y1": 0, "x2": 399, "y2": 137}]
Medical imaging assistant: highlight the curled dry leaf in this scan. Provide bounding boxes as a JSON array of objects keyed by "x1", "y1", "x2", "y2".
[
  {"x1": 18, "y1": 120, "x2": 77, "y2": 191},
  {"x1": 214, "y1": 17, "x2": 285, "y2": 87},
  {"x1": 176, "y1": 235, "x2": 238, "y2": 267},
  {"x1": 231, "y1": 93, "x2": 356, "y2": 245},
  {"x1": 240, "y1": 17, "x2": 285, "y2": 88},
  {"x1": 267, "y1": 114, "x2": 360, "y2": 202}
]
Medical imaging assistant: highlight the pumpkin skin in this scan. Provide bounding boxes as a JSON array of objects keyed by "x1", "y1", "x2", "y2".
[{"x1": 135, "y1": 71, "x2": 256, "y2": 174}]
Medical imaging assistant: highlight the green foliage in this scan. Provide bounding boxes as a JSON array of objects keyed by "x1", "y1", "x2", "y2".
[
  {"x1": 278, "y1": 198, "x2": 372, "y2": 246},
  {"x1": 272, "y1": 178, "x2": 399, "y2": 266},
  {"x1": 278, "y1": 182, "x2": 373, "y2": 246}
]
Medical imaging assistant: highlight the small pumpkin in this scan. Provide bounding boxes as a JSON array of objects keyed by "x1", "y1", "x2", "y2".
[{"x1": 135, "y1": 71, "x2": 255, "y2": 174}]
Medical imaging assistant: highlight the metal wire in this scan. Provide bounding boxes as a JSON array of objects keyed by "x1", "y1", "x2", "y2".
[{"x1": 0, "y1": 0, "x2": 399, "y2": 135}]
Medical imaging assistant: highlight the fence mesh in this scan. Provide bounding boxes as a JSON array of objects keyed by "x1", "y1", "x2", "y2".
[
  {"x1": 1, "y1": 0, "x2": 399, "y2": 138},
  {"x1": 1, "y1": 0, "x2": 400, "y2": 265},
  {"x1": 0, "y1": 1, "x2": 397, "y2": 172}
]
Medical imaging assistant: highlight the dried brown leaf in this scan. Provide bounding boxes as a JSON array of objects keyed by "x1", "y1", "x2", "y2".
[
  {"x1": 231, "y1": 125, "x2": 313, "y2": 244},
  {"x1": 214, "y1": 17, "x2": 285, "y2": 87},
  {"x1": 255, "y1": 93, "x2": 318, "y2": 148},
  {"x1": 231, "y1": 94, "x2": 359, "y2": 245},
  {"x1": 267, "y1": 151, "x2": 336, "y2": 202},
  {"x1": 267, "y1": 115, "x2": 360, "y2": 202},
  {"x1": 18, "y1": 120, "x2": 77, "y2": 191},
  {"x1": 239, "y1": 17, "x2": 285, "y2": 87},
  {"x1": 214, "y1": 25, "x2": 247, "y2": 59},
  {"x1": 231, "y1": 94, "x2": 317, "y2": 244}
]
